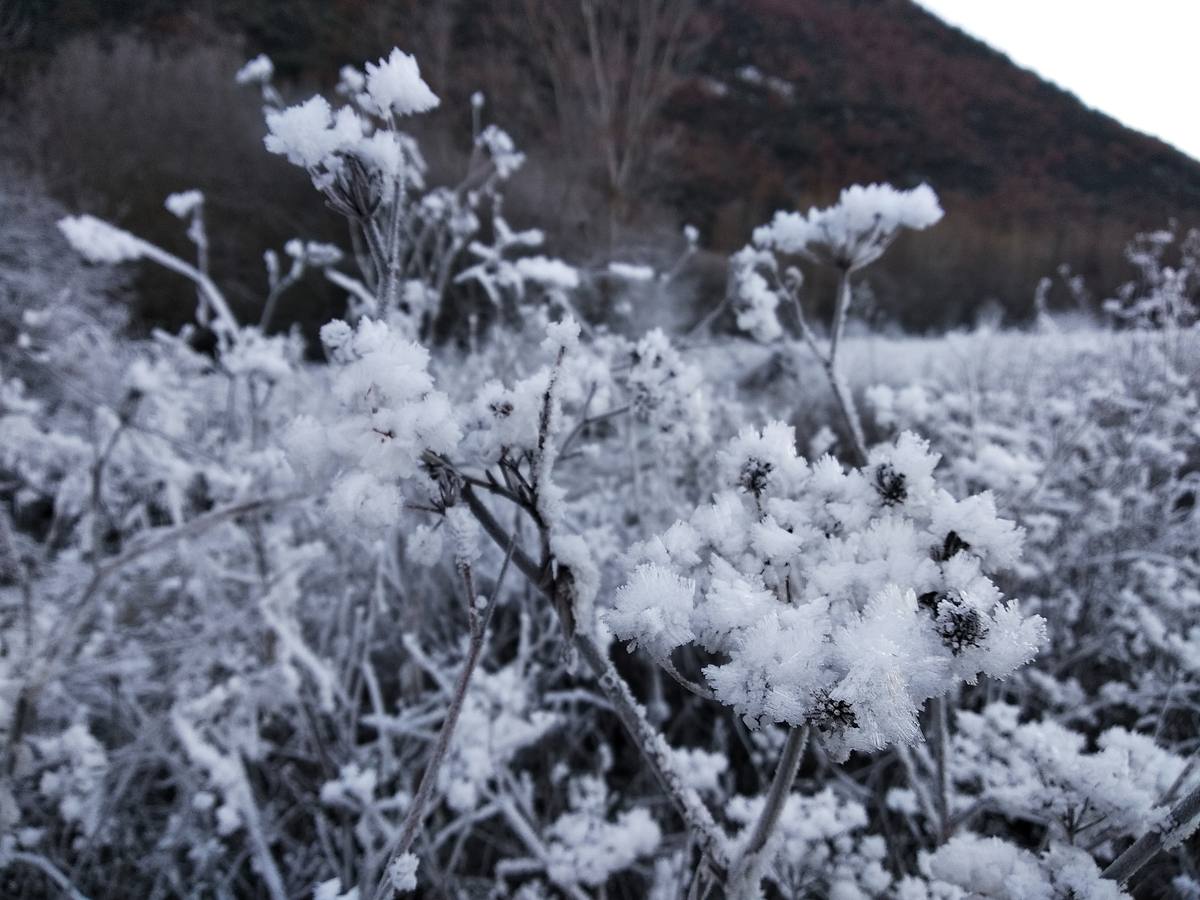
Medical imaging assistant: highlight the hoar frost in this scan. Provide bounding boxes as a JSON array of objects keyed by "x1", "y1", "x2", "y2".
[
  {"x1": 753, "y1": 182, "x2": 943, "y2": 271},
  {"x1": 284, "y1": 317, "x2": 460, "y2": 529},
  {"x1": 612, "y1": 427, "x2": 1045, "y2": 759},
  {"x1": 58, "y1": 215, "x2": 145, "y2": 265}
]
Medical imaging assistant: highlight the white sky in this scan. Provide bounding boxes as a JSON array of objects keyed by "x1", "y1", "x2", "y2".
[{"x1": 916, "y1": 1, "x2": 1200, "y2": 161}]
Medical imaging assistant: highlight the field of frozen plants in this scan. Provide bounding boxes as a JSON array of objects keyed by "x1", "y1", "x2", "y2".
[{"x1": 2, "y1": 44, "x2": 1199, "y2": 900}]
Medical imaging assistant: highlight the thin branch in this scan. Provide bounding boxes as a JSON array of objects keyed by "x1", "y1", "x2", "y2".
[
  {"x1": 1103, "y1": 781, "x2": 1200, "y2": 886},
  {"x1": 371, "y1": 538, "x2": 516, "y2": 900}
]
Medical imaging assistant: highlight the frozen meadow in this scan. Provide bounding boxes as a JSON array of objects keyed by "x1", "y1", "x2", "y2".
[{"x1": 1, "y1": 44, "x2": 1199, "y2": 900}]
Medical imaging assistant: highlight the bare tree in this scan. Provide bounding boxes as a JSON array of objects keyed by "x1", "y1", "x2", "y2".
[{"x1": 518, "y1": 0, "x2": 708, "y2": 253}]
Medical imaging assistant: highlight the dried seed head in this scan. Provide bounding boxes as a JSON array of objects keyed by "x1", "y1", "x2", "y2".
[
  {"x1": 739, "y1": 457, "x2": 774, "y2": 498},
  {"x1": 809, "y1": 689, "x2": 858, "y2": 733},
  {"x1": 874, "y1": 462, "x2": 907, "y2": 506}
]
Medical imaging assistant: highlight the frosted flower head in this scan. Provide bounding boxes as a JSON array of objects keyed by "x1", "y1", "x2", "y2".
[
  {"x1": 730, "y1": 247, "x2": 784, "y2": 343},
  {"x1": 607, "y1": 563, "x2": 696, "y2": 659},
  {"x1": 164, "y1": 189, "x2": 204, "y2": 219},
  {"x1": 543, "y1": 780, "x2": 662, "y2": 889},
  {"x1": 623, "y1": 329, "x2": 709, "y2": 448},
  {"x1": 358, "y1": 48, "x2": 440, "y2": 117},
  {"x1": 285, "y1": 317, "x2": 461, "y2": 522},
  {"x1": 517, "y1": 256, "x2": 580, "y2": 292},
  {"x1": 719, "y1": 421, "x2": 805, "y2": 499},
  {"x1": 477, "y1": 124, "x2": 525, "y2": 179},
  {"x1": 617, "y1": 428, "x2": 1045, "y2": 759},
  {"x1": 264, "y1": 96, "x2": 362, "y2": 168},
  {"x1": 336, "y1": 64, "x2": 365, "y2": 97},
  {"x1": 58, "y1": 215, "x2": 145, "y2": 264},
  {"x1": 754, "y1": 182, "x2": 943, "y2": 271},
  {"x1": 234, "y1": 53, "x2": 274, "y2": 85},
  {"x1": 388, "y1": 853, "x2": 419, "y2": 892},
  {"x1": 541, "y1": 316, "x2": 581, "y2": 355}
]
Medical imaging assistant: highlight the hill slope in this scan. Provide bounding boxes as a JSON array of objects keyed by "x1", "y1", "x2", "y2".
[{"x1": 664, "y1": 0, "x2": 1200, "y2": 324}]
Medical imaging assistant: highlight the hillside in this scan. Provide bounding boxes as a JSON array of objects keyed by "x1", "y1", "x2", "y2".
[{"x1": 664, "y1": 0, "x2": 1200, "y2": 324}]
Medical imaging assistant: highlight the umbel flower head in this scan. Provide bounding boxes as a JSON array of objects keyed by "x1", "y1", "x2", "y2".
[
  {"x1": 611, "y1": 427, "x2": 1045, "y2": 760},
  {"x1": 358, "y1": 48, "x2": 440, "y2": 117},
  {"x1": 264, "y1": 96, "x2": 363, "y2": 169},
  {"x1": 754, "y1": 182, "x2": 943, "y2": 271}
]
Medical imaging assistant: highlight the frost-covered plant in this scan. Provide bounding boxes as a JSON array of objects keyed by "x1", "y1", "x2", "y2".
[
  {"x1": 614, "y1": 427, "x2": 1044, "y2": 759},
  {"x1": 727, "y1": 787, "x2": 894, "y2": 897},
  {"x1": 1104, "y1": 225, "x2": 1200, "y2": 330},
  {"x1": 897, "y1": 834, "x2": 1129, "y2": 900},
  {"x1": 751, "y1": 182, "x2": 943, "y2": 273},
  {"x1": 729, "y1": 182, "x2": 943, "y2": 461},
  {"x1": 945, "y1": 703, "x2": 1196, "y2": 852},
  {"x1": 251, "y1": 50, "x2": 537, "y2": 340},
  {"x1": 540, "y1": 776, "x2": 662, "y2": 889},
  {"x1": 286, "y1": 316, "x2": 460, "y2": 529}
]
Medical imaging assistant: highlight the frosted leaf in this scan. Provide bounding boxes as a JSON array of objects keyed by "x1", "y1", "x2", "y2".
[{"x1": 517, "y1": 256, "x2": 580, "y2": 291}]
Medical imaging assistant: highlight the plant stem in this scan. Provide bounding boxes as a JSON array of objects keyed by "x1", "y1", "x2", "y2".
[
  {"x1": 370, "y1": 546, "x2": 514, "y2": 900},
  {"x1": 728, "y1": 725, "x2": 809, "y2": 897},
  {"x1": 1102, "y1": 781, "x2": 1200, "y2": 886},
  {"x1": 931, "y1": 695, "x2": 950, "y2": 842}
]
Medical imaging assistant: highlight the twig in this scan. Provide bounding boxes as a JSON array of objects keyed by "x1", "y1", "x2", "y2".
[
  {"x1": 1103, "y1": 781, "x2": 1200, "y2": 886},
  {"x1": 370, "y1": 537, "x2": 516, "y2": 900}
]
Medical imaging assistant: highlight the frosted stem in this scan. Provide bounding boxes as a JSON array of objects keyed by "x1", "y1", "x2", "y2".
[
  {"x1": 1103, "y1": 781, "x2": 1200, "y2": 886},
  {"x1": 728, "y1": 725, "x2": 810, "y2": 897}
]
